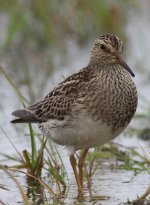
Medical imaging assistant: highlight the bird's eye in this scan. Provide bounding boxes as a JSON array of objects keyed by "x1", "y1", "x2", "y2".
[{"x1": 100, "y1": 44, "x2": 106, "y2": 49}]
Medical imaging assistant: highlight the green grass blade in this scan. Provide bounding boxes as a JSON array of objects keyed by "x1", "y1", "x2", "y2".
[
  {"x1": 28, "y1": 123, "x2": 36, "y2": 169},
  {"x1": 0, "y1": 65, "x2": 29, "y2": 104}
]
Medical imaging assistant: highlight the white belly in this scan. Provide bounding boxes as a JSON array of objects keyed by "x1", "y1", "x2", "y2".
[{"x1": 39, "y1": 115, "x2": 125, "y2": 154}]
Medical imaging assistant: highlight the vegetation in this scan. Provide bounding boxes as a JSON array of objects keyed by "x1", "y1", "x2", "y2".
[{"x1": 0, "y1": 1, "x2": 150, "y2": 204}]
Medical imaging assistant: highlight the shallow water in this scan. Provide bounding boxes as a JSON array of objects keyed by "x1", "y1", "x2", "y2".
[
  {"x1": 1, "y1": 1, "x2": 150, "y2": 204},
  {"x1": 1, "y1": 143, "x2": 150, "y2": 205}
]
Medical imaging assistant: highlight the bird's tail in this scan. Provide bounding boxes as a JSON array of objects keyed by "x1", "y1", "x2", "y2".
[{"x1": 11, "y1": 109, "x2": 41, "y2": 123}]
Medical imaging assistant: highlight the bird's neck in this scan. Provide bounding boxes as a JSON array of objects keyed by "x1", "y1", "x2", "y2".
[
  {"x1": 87, "y1": 57, "x2": 128, "y2": 79},
  {"x1": 88, "y1": 57, "x2": 116, "y2": 73},
  {"x1": 89, "y1": 56, "x2": 110, "y2": 67}
]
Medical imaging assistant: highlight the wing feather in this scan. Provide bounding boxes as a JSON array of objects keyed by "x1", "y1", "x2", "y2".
[{"x1": 28, "y1": 67, "x2": 90, "y2": 121}]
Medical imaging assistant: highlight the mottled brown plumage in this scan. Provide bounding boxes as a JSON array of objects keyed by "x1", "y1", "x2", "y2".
[
  {"x1": 11, "y1": 34, "x2": 138, "y2": 194},
  {"x1": 11, "y1": 33, "x2": 138, "y2": 148}
]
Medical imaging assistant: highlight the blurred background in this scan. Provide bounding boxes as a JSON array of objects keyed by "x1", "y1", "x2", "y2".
[{"x1": 0, "y1": 0, "x2": 150, "y2": 204}]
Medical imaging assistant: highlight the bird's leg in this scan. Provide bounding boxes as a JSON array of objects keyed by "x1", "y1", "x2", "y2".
[
  {"x1": 70, "y1": 154, "x2": 83, "y2": 193},
  {"x1": 78, "y1": 148, "x2": 89, "y2": 188}
]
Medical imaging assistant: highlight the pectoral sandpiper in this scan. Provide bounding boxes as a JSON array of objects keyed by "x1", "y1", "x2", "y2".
[{"x1": 11, "y1": 34, "x2": 138, "y2": 197}]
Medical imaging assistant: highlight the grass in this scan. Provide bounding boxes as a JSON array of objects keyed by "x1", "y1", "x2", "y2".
[
  {"x1": 0, "y1": 65, "x2": 69, "y2": 202},
  {"x1": 0, "y1": 165, "x2": 32, "y2": 205}
]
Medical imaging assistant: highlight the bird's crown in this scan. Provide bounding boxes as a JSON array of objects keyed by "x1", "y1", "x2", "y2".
[{"x1": 95, "y1": 34, "x2": 123, "y2": 52}]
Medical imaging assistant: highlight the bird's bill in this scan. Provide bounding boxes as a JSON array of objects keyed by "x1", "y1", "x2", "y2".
[{"x1": 116, "y1": 54, "x2": 135, "y2": 77}]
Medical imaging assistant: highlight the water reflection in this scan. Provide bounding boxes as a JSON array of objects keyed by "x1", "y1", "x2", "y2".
[{"x1": 26, "y1": 176, "x2": 45, "y2": 204}]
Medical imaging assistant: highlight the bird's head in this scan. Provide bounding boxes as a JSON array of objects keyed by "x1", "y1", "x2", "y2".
[{"x1": 91, "y1": 34, "x2": 135, "y2": 77}]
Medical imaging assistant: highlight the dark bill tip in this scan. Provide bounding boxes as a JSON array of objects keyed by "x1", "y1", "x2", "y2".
[
  {"x1": 116, "y1": 54, "x2": 135, "y2": 77},
  {"x1": 131, "y1": 72, "x2": 135, "y2": 77}
]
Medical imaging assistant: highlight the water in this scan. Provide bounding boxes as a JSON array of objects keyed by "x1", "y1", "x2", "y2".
[
  {"x1": 1, "y1": 143, "x2": 150, "y2": 205},
  {"x1": 1, "y1": 1, "x2": 150, "y2": 204}
]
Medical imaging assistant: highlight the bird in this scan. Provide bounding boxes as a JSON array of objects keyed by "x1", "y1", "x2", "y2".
[{"x1": 11, "y1": 34, "x2": 138, "y2": 197}]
